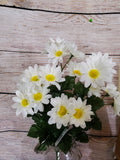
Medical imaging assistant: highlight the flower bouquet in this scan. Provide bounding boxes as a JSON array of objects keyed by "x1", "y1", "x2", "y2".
[{"x1": 12, "y1": 38, "x2": 120, "y2": 159}]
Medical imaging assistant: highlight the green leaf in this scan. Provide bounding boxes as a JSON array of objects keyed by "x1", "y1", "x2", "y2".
[
  {"x1": 38, "y1": 129, "x2": 49, "y2": 144},
  {"x1": 91, "y1": 115, "x2": 102, "y2": 130},
  {"x1": 32, "y1": 113, "x2": 44, "y2": 125},
  {"x1": 48, "y1": 85, "x2": 61, "y2": 98},
  {"x1": 76, "y1": 132, "x2": 89, "y2": 143},
  {"x1": 92, "y1": 119, "x2": 102, "y2": 130},
  {"x1": 63, "y1": 91, "x2": 73, "y2": 98},
  {"x1": 27, "y1": 124, "x2": 40, "y2": 138},
  {"x1": 69, "y1": 127, "x2": 89, "y2": 143},
  {"x1": 49, "y1": 125, "x2": 65, "y2": 139},
  {"x1": 38, "y1": 134, "x2": 56, "y2": 151},
  {"x1": 86, "y1": 115, "x2": 102, "y2": 130},
  {"x1": 87, "y1": 95, "x2": 104, "y2": 112},
  {"x1": 58, "y1": 134, "x2": 72, "y2": 154},
  {"x1": 74, "y1": 81, "x2": 89, "y2": 99},
  {"x1": 60, "y1": 76, "x2": 75, "y2": 91},
  {"x1": 37, "y1": 142, "x2": 47, "y2": 151},
  {"x1": 69, "y1": 126, "x2": 82, "y2": 138}
]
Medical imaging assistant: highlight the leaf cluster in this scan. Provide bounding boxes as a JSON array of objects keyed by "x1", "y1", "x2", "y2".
[{"x1": 28, "y1": 76, "x2": 104, "y2": 154}]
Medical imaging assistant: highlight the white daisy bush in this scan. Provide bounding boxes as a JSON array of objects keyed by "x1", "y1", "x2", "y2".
[{"x1": 12, "y1": 38, "x2": 120, "y2": 154}]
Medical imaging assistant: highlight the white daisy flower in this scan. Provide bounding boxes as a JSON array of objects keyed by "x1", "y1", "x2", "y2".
[
  {"x1": 67, "y1": 42, "x2": 85, "y2": 60},
  {"x1": 41, "y1": 64, "x2": 65, "y2": 90},
  {"x1": 47, "y1": 94, "x2": 70, "y2": 129},
  {"x1": 67, "y1": 61, "x2": 83, "y2": 79},
  {"x1": 80, "y1": 52, "x2": 116, "y2": 88},
  {"x1": 88, "y1": 86, "x2": 102, "y2": 97},
  {"x1": 102, "y1": 84, "x2": 119, "y2": 98},
  {"x1": 30, "y1": 86, "x2": 51, "y2": 113},
  {"x1": 113, "y1": 93, "x2": 120, "y2": 116},
  {"x1": 21, "y1": 64, "x2": 43, "y2": 85},
  {"x1": 69, "y1": 98, "x2": 94, "y2": 128},
  {"x1": 46, "y1": 38, "x2": 70, "y2": 65},
  {"x1": 12, "y1": 90, "x2": 34, "y2": 118}
]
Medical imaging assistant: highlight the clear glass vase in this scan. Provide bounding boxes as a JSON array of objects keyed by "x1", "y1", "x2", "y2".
[
  {"x1": 34, "y1": 127, "x2": 82, "y2": 160},
  {"x1": 35, "y1": 142, "x2": 82, "y2": 160},
  {"x1": 54, "y1": 143, "x2": 82, "y2": 160}
]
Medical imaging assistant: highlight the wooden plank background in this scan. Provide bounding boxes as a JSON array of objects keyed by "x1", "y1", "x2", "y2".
[{"x1": 0, "y1": 1, "x2": 120, "y2": 160}]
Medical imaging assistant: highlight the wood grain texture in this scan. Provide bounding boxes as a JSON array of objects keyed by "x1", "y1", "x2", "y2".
[
  {"x1": 0, "y1": 2, "x2": 120, "y2": 159},
  {"x1": 115, "y1": 66, "x2": 120, "y2": 160},
  {"x1": 0, "y1": 94, "x2": 33, "y2": 132},
  {"x1": 0, "y1": 52, "x2": 119, "y2": 93},
  {"x1": 115, "y1": 130, "x2": 120, "y2": 160},
  {"x1": 0, "y1": 132, "x2": 116, "y2": 160},
  {"x1": 0, "y1": 8, "x2": 120, "y2": 54},
  {"x1": 0, "y1": 0, "x2": 120, "y2": 13},
  {"x1": 0, "y1": 94, "x2": 120, "y2": 136}
]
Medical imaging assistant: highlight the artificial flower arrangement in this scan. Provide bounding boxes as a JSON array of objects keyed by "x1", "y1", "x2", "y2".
[{"x1": 12, "y1": 38, "x2": 120, "y2": 158}]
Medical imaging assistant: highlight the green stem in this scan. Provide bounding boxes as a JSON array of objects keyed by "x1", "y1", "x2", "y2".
[
  {"x1": 55, "y1": 125, "x2": 73, "y2": 147},
  {"x1": 102, "y1": 93, "x2": 109, "y2": 99},
  {"x1": 60, "y1": 63, "x2": 62, "y2": 70},
  {"x1": 55, "y1": 147, "x2": 60, "y2": 160},
  {"x1": 62, "y1": 54, "x2": 73, "y2": 71}
]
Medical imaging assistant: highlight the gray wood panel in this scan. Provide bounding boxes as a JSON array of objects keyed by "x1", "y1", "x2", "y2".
[{"x1": 0, "y1": 0, "x2": 120, "y2": 13}]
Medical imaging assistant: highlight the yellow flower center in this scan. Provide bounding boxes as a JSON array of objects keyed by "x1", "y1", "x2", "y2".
[
  {"x1": 73, "y1": 70, "x2": 82, "y2": 76},
  {"x1": 46, "y1": 74, "x2": 55, "y2": 81},
  {"x1": 31, "y1": 75, "x2": 39, "y2": 82},
  {"x1": 73, "y1": 108, "x2": 83, "y2": 119},
  {"x1": 55, "y1": 50, "x2": 63, "y2": 57},
  {"x1": 106, "y1": 89, "x2": 108, "y2": 93},
  {"x1": 21, "y1": 99, "x2": 29, "y2": 107},
  {"x1": 58, "y1": 106, "x2": 67, "y2": 117},
  {"x1": 89, "y1": 69, "x2": 99, "y2": 79},
  {"x1": 33, "y1": 92, "x2": 43, "y2": 101}
]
